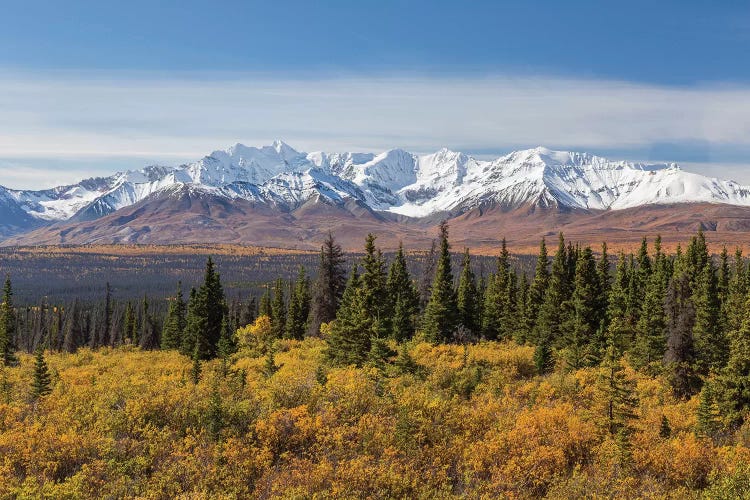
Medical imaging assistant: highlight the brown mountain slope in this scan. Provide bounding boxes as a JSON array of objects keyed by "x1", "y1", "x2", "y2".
[{"x1": 4, "y1": 186, "x2": 750, "y2": 254}]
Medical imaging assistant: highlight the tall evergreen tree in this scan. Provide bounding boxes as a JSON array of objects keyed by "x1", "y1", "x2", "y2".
[
  {"x1": 0, "y1": 276, "x2": 18, "y2": 366},
  {"x1": 692, "y1": 261, "x2": 726, "y2": 373},
  {"x1": 418, "y1": 239, "x2": 438, "y2": 310},
  {"x1": 596, "y1": 242, "x2": 612, "y2": 329},
  {"x1": 387, "y1": 243, "x2": 420, "y2": 341},
  {"x1": 457, "y1": 249, "x2": 480, "y2": 336},
  {"x1": 258, "y1": 286, "x2": 272, "y2": 319},
  {"x1": 725, "y1": 248, "x2": 747, "y2": 335},
  {"x1": 123, "y1": 301, "x2": 137, "y2": 345},
  {"x1": 285, "y1": 266, "x2": 310, "y2": 340},
  {"x1": 326, "y1": 267, "x2": 372, "y2": 366},
  {"x1": 307, "y1": 232, "x2": 347, "y2": 336},
  {"x1": 564, "y1": 246, "x2": 600, "y2": 369},
  {"x1": 162, "y1": 282, "x2": 187, "y2": 350},
  {"x1": 524, "y1": 238, "x2": 549, "y2": 343},
  {"x1": 62, "y1": 299, "x2": 84, "y2": 353},
  {"x1": 422, "y1": 221, "x2": 458, "y2": 344},
  {"x1": 631, "y1": 267, "x2": 667, "y2": 372},
  {"x1": 183, "y1": 257, "x2": 227, "y2": 359},
  {"x1": 139, "y1": 295, "x2": 159, "y2": 350},
  {"x1": 102, "y1": 282, "x2": 112, "y2": 347},
  {"x1": 597, "y1": 335, "x2": 639, "y2": 437},
  {"x1": 360, "y1": 234, "x2": 390, "y2": 337},
  {"x1": 716, "y1": 294, "x2": 750, "y2": 427},
  {"x1": 535, "y1": 233, "x2": 568, "y2": 346},
  {"x1": 664, "y1": 264, "x2": 699, "y2": 398}
]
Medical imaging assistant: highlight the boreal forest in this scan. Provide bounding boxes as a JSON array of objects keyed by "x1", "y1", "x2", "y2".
[{"x1": 1, "y1": 225, "x2": 750, "y2": 498}]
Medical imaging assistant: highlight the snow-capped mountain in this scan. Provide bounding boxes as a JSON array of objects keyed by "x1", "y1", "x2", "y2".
[{"x1": 2, "y1": 141, "x2": 750, "y2": 240}]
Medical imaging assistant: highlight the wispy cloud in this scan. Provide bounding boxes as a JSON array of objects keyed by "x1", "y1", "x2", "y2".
[{"x1": 1, "y1": 71, "x2": 749, "y2": 188}]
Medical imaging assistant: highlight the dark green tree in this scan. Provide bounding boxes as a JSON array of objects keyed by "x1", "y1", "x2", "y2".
[
  {"x1": 285, "y1": 266, "x2": 310, "y2": 340},
  {"x1": 183, "y1": 257, "x2": 227, "y2": 359},
  {"x1": 258, "y1": 286, "x2": 272, "y2": 319},
  {"x1": 631, "y1": 267, "x2": 667, "y2": 372},
  {"x1": 664, "y1": 264, "x2": 699, "y2": 399},
  {"x1": 692, "y1": 262, "x2": 726, "y2": 373},
  {"x1": 162, "y1": 282, "x2": 187, "y2": 350},
  {"x1": 0, "y1": 275, "x2": 18, "y2": 366},
  {"x1": 30, "y1": 347, "x2": 52, "y2": 400},
  {"x1": 307, "y1": 232, "x2": 347, "y2": 336},
  {"x1": 326, "y1": 267, "x2": 372, "y2": 366},
  {"x1": 564, "y1": 246, "x2": 600, "y2": 369},
  {"x1": 524, "y1": 238, "x2": 549, "y2": 343},
  {"x1": 387, "y1": 243, "x2": 419, "y2": 341},
  {"x1": 457, "y1": 249, "x2": 480, "y2": 336},
  {"x1": 535, "y1": 233, "x2": 568, "y2": 346},
  {"x1": 422, "y1": 221, "x2": 458, "y2": 344}
]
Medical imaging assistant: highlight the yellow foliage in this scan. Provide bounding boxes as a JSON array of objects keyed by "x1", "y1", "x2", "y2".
[{"x1": 0, "y1": 339, "x2": 745, "y2": 498}]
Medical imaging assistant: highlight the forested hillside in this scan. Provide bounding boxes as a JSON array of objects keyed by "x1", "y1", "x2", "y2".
[{"x1": 1, "y1": 226, "x2": 750, "y2": 497}]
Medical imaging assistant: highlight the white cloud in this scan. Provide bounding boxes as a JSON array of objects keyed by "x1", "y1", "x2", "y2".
[{"x1": 1, "y1": 71, "x2": 750, "y2": 188}]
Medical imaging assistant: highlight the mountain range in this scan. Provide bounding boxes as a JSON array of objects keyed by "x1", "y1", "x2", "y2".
[{"x1": 3, "y1": 141, "x2": 750, "y2": 251}]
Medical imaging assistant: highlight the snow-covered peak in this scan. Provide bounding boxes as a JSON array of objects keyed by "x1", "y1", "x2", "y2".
[{"x1": 2, "y1": 142, "x2": 750, "y2": 232}]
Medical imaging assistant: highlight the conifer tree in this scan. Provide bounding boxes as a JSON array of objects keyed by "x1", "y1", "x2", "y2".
[
  {"x1": 103, "y1": 282, "x2": 112, "y2": 347},
  {"x1": 596, "y1": 242, "x2": 612, "y2": 329},
  {"x1": 183, "y1": 257, "x2": 227, "y2": 359},
  {"x1": 524, "y1": 238, "x2": 549, "y2": 343},
  {"x1": 307, "y1": 232, "x2": 347, "y2": 336},
  {"x1": 718, "y1": 246, "x2": 730, "y2": 310},
  {"x1": 368, "y1": 337, "x2": 396, "y2": 372},
  {"x1": 395, "y1": 343, "x2": 421, "y2": 376},
  {"x1": 207, "y1": 381, "x2": 224, "y2": 442},
  {"x1": 597, "y1": 336, "x2": 639, "y2": 436},
  {"x1": 162, "y1": 282, "x2": 187, "y2": 350},
  {"x1": 716, "y1": 293, "x2": 750, "y2": 427},
  {"x1": 360, "y1": 234, "x2": 390, "y2": 337},
  {"x1": 631, "y1": 268, "x2": 667, "y2": 372},
  {"x1": 123, "y1": 301, "x2": 137, "y2": 345},
  {"x1": 285, "y1": 266, "x2": 310, "y2": 340},
  {"x1": 659, "y1": 415, "x2": 672, "y2": 438},
  {"x1": 695, "y1": 382, "x2": 721, "y2": 439},
  {"x1": 535, "y1": 233, "x2": 568, "y2": 346},
  {"x1": 457, "y1": 249, "x2": 480, "y2": 336},
  {"x1": 725, "y1": 248, "x2": 747, "y2": 335},
  {"x1": 62, "y1": 299, "x2": 83, "y2": 353},
  {"x1": 217, "y1": 316, "x2": 236, "y2": 359},
  {"x1": 387, "y1": 243, "x2": 420, "y2": 341},
  {"x1": 565, "y1": 246, "x2": 600, "y2": 369},
  {"x1": 190, "y1": 345, "x2": 201, "y2": 385},
  {"x1": 258, "y1": 286, "x2": 272, "y2": 319},
  {"x1": 270, "y1": 278, "x2": 287, "y2": 340},
  {"x1": 692, "y1": 261, "x2": 726, "y2": 373},
  {"x1": 534, "y1": 335, "x2": 553, "y2": 374},
  {"x1": 422, "y1": 221, "x2": 458, "y2": 344},
  {"x1": 418, "y1": 239, "x2": 438, "y2": 310},
  {"x1": 30, "y1": 347, "x2": 52, "y2": 400},
  {"x1": 664, "y1": 264, "x2": 699, "y2": 398},
  {"x1": 139, "y1": 295, "x2": 159, "y2": 350},
  {"x1": 0, "y1": 275, "x2": 18, "y2": 366},
  {"x1": 326, "y1": 267, "x2": 372, "y2": 366},
  {"x1": 515, "y1": 273, "x2": 529, "y2": 344}
]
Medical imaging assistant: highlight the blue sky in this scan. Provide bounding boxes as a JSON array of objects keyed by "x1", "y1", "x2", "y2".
[{"x1": 1, "y1": 0, "x2": 750, "y2": 187}]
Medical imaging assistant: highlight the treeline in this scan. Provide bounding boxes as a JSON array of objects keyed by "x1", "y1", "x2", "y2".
[{"x1": 3, "y1": 225, "x2": 750, "y2": 434}]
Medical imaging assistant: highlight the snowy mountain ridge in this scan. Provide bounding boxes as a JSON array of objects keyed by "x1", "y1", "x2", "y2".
[{"x1": 2, "y1": 142, "x2": 750, "y2": 234}]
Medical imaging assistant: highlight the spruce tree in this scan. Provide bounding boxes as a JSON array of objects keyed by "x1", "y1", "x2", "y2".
[
  {"x1": 30, "y1": 347, "x2": 52, "y2": 400},
  {"x1": 564, "y1": 246, "x2": 600, "y2": 369},
  {"x1": 360, "y1": 234, "x2": 390, "y2": 337},
  {"x1": 123, "y1": 301, "x2": 137, "y2": 345},
  {"x1": 515, "y1": 273, "x2": 529, "y2": 344},
  {"x1": 422, "y1": 221, "x2": 458, "y2": 344},
  {"x1": 457, "y1": 249, "x2": 480, "y2": 336},
  {"x1": 725, "y1": 248, "x2": 747, "y2": 335},
  {"x1": 285, "y1": 266, "x2": 310, "y2": 340},
  {"x1": 664, "y1": 264, "x2": 699, "y2": 398},
  {"x1": 596, "y1": 242, "x2": 612, "y2": 330},
  {"x1": 631, "y1": 269, "x2": 667, "y2": 372},
  {"x1": 183, "y1": 257, "x2": 227, "y2": 359},
  {"x1": 695, "y1": 382, "x2": 721, "y2": 439},
  {"x1": 418, "y1": 239, "x2": 438, "y2": 310},
  {"x1": 692, "y1": 261, "x2": 726, "y2": 373},
  {"x1": 326, "y1": 267, "x2": 372, "y2": 366},
  {"x1": 190, "y1": 344, "x2": 201, "y2": 385},
  {"x1": 139, "y1": 295, "x2": 159, "y2": 350},
  {"x1": 307, "y1": 232, "x2": 347, "y2": 336},
  {"x1": 0, "y1": 275, "x2": 18, "y2": 366},
  {"x1": 387, "y1": 243, "x2": 420, "y2": 341},
  {"x1": 597, "y1": 335, "x2": 639, "y2": 436},
  {"x1": 716, "y1": 294, "x2": 750, "y2": 427},
  {"x1": 162, "y1": 282, "x2": 187, "y2": 350},
  {"x1": 258, "y1": 287, "x2": 272, "y2": 319},
  {"x1": 103, "y1": 282, "x2": 112, "y2": 347},
  {"x1": 524, "y1": 238, "x2": 549, "y2": 343},
  {"x1": 62, "y1": 299, "x2": 83, "y2": 353},
  {"x1": 535, "y1": 233, "x2": 568, "y2": 346}
]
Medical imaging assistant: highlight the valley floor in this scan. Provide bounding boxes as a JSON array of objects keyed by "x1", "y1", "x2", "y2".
[{"x1": 1, "y1": 339, "x2": 748, "y2": 498}]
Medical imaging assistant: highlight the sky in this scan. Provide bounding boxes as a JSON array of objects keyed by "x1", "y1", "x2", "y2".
[{"x1": 1, "y1": 0, "x2": 750, "y2": 188}]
